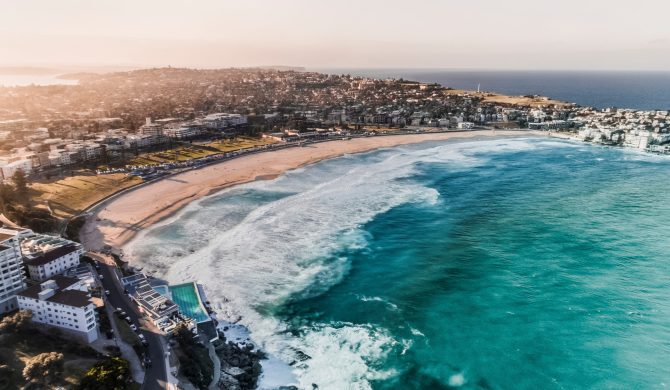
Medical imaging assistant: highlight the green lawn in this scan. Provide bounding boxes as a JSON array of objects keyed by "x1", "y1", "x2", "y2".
[
  {"x1": 31, "y1": 173, "x2": 143, "y2": 218},
  {"x1": 128, "y1": 137, "x2": 277, "y2": 166}
]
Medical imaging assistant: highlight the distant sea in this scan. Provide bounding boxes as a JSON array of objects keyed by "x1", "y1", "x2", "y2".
[
  {"x1": 313, "y1": 69, "x2": 670, "y2": 111},
  {"x1": 0, "y1": 74, "x2": 78, "y2": 87},
  {"x1": 128, "y1": 137, "x2": 670, "y2": 389}
]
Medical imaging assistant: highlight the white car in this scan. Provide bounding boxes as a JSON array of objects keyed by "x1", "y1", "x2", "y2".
[{"x1": 130, "y1": 324, "x2": 138, "y2": 331}]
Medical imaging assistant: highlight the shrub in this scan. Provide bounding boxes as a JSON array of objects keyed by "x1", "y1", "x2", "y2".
[
  {"x1": 77, "y1": 357, "x2": 132, "y2": 390},
  {"x1": 22, "y1": 352, "x2": 64, "y2": 385}
]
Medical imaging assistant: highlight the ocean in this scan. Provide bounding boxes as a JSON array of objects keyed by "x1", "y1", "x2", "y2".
[
  {"x1": 127, "y1": 137, "x2": 670, "y2": 389},
  {"x1": 313, "y1": 69, "x2": 670, "y2": 111},
  {"x1": 0, "y1": 74, "x2": 78, "y2": 87}
]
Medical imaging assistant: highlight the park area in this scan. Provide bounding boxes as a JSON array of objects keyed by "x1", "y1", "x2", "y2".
[{"x1": 30, "y1": 173, "x2": 142, "y2": 218}]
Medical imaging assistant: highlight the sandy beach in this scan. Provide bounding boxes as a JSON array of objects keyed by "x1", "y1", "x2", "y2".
[{"x1": 80, "y1": 130, "x2": 541, "y2": 252}]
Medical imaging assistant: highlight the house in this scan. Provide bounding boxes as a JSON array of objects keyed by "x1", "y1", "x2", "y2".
[{"x1": 16, "y1": 276, "x2": 99, "y2": 343}]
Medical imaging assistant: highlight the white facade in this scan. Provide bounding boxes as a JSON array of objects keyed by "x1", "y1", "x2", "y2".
[
  {"x1": 202, "y1": 113, "x2": 247, "y2": 129},
  {"x1": 17, "y1": 277, "x2": 99, "y2": 343},
  {"x1": 24, "y1": 245, "x2": 83, "y2": 282},
  {"x1": 623, "y1": 130, "x2": 652, "y2": 150},
  {"x1": 0, "y1": 159, "x2": 32, "y2": 180},
  {"x1": 457, "y1": 122, "x2": 475, "y2": 130},
  {"x1": 125, "y1": 134, "x2": 158, "y2": 148},
  {"x1": 163, "y1": 126, "x2": 202, "y2": 139},
  {"x1": 21, "y1": 235, "x2": 83, "y2": 282},
  {"x1": 0, "y1": 228, "x2": 32, "y2": 313}
]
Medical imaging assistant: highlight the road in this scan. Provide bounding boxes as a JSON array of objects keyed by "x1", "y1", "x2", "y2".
[{"x1": 94, "y1": 256, "x2": 168, "y2": 390}]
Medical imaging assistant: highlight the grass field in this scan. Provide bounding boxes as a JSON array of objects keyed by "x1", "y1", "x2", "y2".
[
  {"x1": 30, "y1": 173, "x2": 143, "y2": 218},
  {"x1": 128, "y1": 137, "x2": 277, "y2": 166},
  {"x1": 29, "y1": 137, "x2": 276, "y2": 219},
  {"x1": 444, "y1": 88, "x2": 570, "y2": 107}
]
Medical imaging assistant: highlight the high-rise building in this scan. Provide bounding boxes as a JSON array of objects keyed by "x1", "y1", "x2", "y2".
[{"x1": 0, "y1": 227, "x2": 32, "y2": 313}]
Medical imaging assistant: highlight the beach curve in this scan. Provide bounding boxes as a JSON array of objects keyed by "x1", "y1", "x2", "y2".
[{"x1": 80, "y1": 130, "x2": 542, "y2": 253}]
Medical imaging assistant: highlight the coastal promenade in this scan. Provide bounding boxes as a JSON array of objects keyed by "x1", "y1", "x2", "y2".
[{"x1": 80, "y1": 130, "x2": 543, "y2": 254}]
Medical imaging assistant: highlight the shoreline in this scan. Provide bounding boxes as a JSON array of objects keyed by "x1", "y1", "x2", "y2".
[{"x1": 80, "y1": 130, "x2": 546, "y2": 252}]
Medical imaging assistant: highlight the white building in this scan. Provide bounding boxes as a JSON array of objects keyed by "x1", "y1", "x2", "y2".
[
  {"x1": 125, "y1": 134, "x2": 158, "y2": 148},
  {"x1": 121, "y1": 273, "x2": 187, "y2": 334},
  {"x1": 623, "y1": 130, "x2": 653, "y2": 150},
  {"x1": 17, "y1": 276, "x2": 99, "y2": 343},
  {"x1": 139, "y1": 118, "x2": 164, "y2": 136},
  {"x1": 0, "y1": 227, "x2": 32, "y2": 313},
  {"x1": 163, "y1": 126, "x2": 202, "y2": 139},
  {"x1": 20, "y1": 234, "x2": 83, "y2": 282},
  {"x1": 457, "y1": 122, "x2": 475, "y2": 130},
  {"x1": 202, "y1": 113, "x2": 247, "y2": 129},
  {"x1": 0, "y1": 159, "x2": 32, "y2": 180},
  {"x1": 22, "y1": 243, "x2": 83, "y2": 282}
]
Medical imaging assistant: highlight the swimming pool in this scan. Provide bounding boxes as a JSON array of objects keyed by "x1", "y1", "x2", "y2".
[{"x1": 169, "y1": 282, "x2": 210, "y2": 323}]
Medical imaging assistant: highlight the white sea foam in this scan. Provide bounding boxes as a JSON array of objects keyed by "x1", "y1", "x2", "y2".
[
  {"x1": 357, "y1": 295, "x2": 400, "y2": 312},
  {"x1": 449, "y1": 372, "x2": 467, "y2": 387},
  {"x1": 410, "y1": 327, "x2": 426, "y2": 337},
  {"x1": 126, "y1": 138, "x2": 547, "y2": 389}
]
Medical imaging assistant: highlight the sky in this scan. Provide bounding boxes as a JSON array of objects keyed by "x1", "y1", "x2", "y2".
[{"x1": 1, "y1": 0, "x2": 670, "y2": 71}]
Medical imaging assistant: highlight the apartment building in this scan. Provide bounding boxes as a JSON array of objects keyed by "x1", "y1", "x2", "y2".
[
  {"x1": 16, "y1": 276, "x2": 99, "y2": 343},
  {"x1": 0, "y1": 227, "x2": 32, "y2": 313},
  {"x1": 22, "y1": 243, "x2": 83, "y2": 282}
]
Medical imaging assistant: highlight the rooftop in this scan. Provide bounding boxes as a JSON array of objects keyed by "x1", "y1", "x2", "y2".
[
  {"x1": 18, "y1": 275, "x2": 91, "y2": 308},
  {"x1": 23, "y1": 243, "x2": 80, "y2": 266}
]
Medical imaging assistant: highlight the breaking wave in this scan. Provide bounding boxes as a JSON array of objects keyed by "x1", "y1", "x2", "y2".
[{"x1": 126, "y1": 138, "x2": 551, "y2": 389}]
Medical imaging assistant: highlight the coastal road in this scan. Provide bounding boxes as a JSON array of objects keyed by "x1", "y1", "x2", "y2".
[{"x1": 92, "y1": 254, "x2": 168, "y2": 390}]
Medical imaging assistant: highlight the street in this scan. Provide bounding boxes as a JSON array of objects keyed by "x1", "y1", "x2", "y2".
[{"x1": 93, "y1": 255, "x2": 168, "y2": 390}]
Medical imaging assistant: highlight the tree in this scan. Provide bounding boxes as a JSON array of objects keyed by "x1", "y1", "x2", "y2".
[
  {"x1": 0, "y1": 310, "x2": 32, "y2": 334},
  {"x1": 11, "y1": 169, "x2": 29, "y2": 203},
  {"x1": 77, "y1": 357, "x2": 132, "y2": 390},
  {"x1": 0, "y1": 182, "x2": 13, "y2": 215},
  {"x1": 22, "y1": 352, "x2": 64, "y2": 386},
  {"x1": 0, "y1": 363, "x2": 16, "y2": 389}
]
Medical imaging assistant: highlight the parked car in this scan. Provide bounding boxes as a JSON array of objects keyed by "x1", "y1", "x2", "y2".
[
  {"x1": 130, "y1": 324, "x2": 138, "y2": 332},
  {"x1": 125, "y1": 316, "x2": 132, "y2": 324},
  {"x1": 138, "y1": 334, "x2": 149, "y2": 346},
  {"x1": 105, "y1": 290, "x2": 110, "y2": 296}
]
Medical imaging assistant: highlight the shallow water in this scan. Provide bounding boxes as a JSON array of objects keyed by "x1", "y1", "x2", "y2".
[{"x1": 128, "y1": 137, "x2": 670, "y2": 389}]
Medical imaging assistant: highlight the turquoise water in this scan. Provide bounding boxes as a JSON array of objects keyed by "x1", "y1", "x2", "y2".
[
  {"x1": 169, "y1": 283, "x2": 210, "y2": 323},
  {"x1": 128, "y1": 137, "x2": 670, "y2": 389}
]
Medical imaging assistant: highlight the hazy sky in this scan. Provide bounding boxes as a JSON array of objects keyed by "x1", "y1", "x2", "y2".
[{"x1": 2, "y1": 0, "x2": 670, "y2": 70}]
